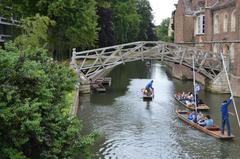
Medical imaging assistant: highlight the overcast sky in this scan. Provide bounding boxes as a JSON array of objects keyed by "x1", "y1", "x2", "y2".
[{"x1": 148, "y1": 0, "x2": 178, "y2": 25}]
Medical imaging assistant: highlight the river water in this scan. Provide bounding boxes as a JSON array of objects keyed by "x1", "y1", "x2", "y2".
[{"x1": 77, "y1": 61, "x2": 240, "y2": 159}]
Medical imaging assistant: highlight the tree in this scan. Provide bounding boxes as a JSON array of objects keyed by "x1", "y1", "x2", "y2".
[
  {"x1": 97, "y1": 1, "x2": 115, "y2": 47},
  {"x1": 136, "y1": 0, "x2": 157, "y2": 41},
  {"x1": 0, "y1": 0, "x2": 98, "y2": 58},
  {"x1": 155, "y1": 18, "x2": 173, "y2": 42},
  {"x1": 0, "y1": 15, "x2": 95, "y2": 159},
  {"x1": 112, "y1": 0, "x2": 140, "y2": 44},
  {"x1": 46, "y1": 0, "x2": 98, "y2": 50},
  {"x1": 14, "y1": 14, "x2": 55, "y2": 50}
]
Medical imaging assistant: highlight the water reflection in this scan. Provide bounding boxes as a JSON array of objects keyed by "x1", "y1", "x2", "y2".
[{"x1": 78, "y1": 61, "x2": 240, "y2": 159}]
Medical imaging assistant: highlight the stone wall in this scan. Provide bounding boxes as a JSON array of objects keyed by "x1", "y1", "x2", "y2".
[
  {"x1": 207, "y1": 71, "x2": 230, "y2": 93},
  {"x1": 70, "y1": 87, "x2": 80, "y2": 116},
  {"x1": 165, "y1": 62, "x2": 206, "y2": 85},
  {"x1": 164, "y1": 62, "x2": 240, "y2": 96}
]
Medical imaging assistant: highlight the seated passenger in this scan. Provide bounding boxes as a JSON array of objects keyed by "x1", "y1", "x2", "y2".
[
  {"x1": 199, "y1": 115, "x2": 214, "y2": 128},
  {"x1": 185, "y1": 93, "x2": 194, "y2": 105},
  {"x1": 188, "y1": 111, "x2": 196, "y2": 121},
  {"x1": 179, "y1": 92, "x2": 186, "y2": 101},
  {"x1": 196, "y1": 112, "x2": 204, "y2": 123}
]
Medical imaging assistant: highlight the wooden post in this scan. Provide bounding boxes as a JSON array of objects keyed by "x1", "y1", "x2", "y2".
[{"x1": 70, "y1": 48, "x2": 77, "y2": 71}]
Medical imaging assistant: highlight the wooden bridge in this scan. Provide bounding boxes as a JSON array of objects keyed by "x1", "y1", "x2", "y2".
[{"x1": 70, "y1": 41, "x2": 225, "y2": 81}]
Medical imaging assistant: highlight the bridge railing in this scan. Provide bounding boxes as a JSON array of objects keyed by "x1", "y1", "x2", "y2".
[{"x1": 71, "y1": 41, "x2": 225, "y2": 81}]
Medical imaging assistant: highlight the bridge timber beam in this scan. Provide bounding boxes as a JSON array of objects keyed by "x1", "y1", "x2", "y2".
[{"x1": 71, "y1": 41, "x2": 226, "y2": 82}]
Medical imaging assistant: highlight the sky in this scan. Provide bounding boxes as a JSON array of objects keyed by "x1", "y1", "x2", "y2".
[{"x1": 148, "y1": 0, "x2": 178, "y2": 26}]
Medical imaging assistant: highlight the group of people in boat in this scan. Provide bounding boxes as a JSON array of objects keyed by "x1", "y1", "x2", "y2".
[
  {"x1": 186, "y1": 96, "x2": 233, "y2": 136},
  {"x1": 176, "y1": 82, "x2": 234, "y2": 136},
  {"x1": 188, "y1": 111, "x2": 214, "y2": 128},
  {"x1": 144, "y1": 79, "x2": 234, "y2": 137},
  {"x1": 175, "y1": 91, "x2": 203, "y2": 106}
]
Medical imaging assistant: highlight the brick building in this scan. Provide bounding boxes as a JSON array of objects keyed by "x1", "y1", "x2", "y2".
[{"x1": 174, "y1": 0, "x2": 240, "y2": 96}]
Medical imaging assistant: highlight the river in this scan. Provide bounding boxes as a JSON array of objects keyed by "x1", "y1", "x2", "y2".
[{"x1": 77, "y1": 61, "x2": 240, "y2": 159}]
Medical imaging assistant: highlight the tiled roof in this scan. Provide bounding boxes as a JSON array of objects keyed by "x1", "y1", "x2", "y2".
[{"x1": 211, "y1": 0, "x2": 235, "y2": 11}]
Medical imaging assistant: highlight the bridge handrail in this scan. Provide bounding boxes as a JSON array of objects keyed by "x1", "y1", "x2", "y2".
[
  {"x1": 74, "y1": 41, "x2": 224, "y2": 58},
  {"x1": 72, "y1": 41, "x2": 227, "y2": 80}
]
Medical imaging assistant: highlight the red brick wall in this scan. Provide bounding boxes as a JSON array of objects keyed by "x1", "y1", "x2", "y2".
[
  {"x1": 212, "y1": 7, "x2": 237, "y2": 41},
  {"x1": 175, "y1": 0, "x2": 185, "y2": 43},
  {"x1": 174, "y1": 0, "x2": 194, "y2": 43},
  {"x1": 174, "y1": 0, "x2": 240, "y2": 95},
  {"x1": 184, "y1": 16, "x2": 194, "y2": 42},
  {"x1": 204, "y1": 8, "x2": 213, "y2": 51}
]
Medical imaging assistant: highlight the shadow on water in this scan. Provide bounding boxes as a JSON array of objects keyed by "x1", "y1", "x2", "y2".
[
  {"x1": 77, "y1": 61, "x2": 240, "y2": 159},
  {"x1": 90, "y1": 61, "x2": 148, "y2": 106}
]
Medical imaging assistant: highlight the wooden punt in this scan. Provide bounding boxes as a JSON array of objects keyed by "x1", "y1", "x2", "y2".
[
  {"x1": 95, "y1": 77, "x2": 112, "y2": 87},
  {"x1": 143, "y1": 89, "x2": 154, "y2": 100},
  {"x1": 176, "y1": 110, "x2": 234, "y2": 139},
  {"x1": 90, "y1": 83, "x2": 106, "y2": 93},
  {"x1": 174, "y1": 94, "x2": 209, "y2": 111}
]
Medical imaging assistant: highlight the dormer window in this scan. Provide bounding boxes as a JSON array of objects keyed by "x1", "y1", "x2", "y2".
[{"x1": 195, "y1": 15, "x2": 205, "y2": 35}]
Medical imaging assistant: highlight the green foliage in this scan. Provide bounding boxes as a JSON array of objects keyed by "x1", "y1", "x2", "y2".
[
  {"x1": 97, "y1": 0, "x2": 111, "y2": 8},
  {"x1": 46, "y1": 0, "x2": 98, "y2": 49},
  {"x1": 155, "y1": 18, "x2": 173, "y2": 42},
  {"x1": 96, "y1": 0, "x2": 157, "y2": 46},
  {"x1": 0, "y1": 41, "x2": 96, "y2": 158},
  {"x1": 112, "y1": 0, "x2": 140, "y2": 43},
  {"x1": 0, "y1": 14, "x2": 96, "y2": 158},
  {"x1": 15, "y1": 14, "x2": 55, "y2": 50},
  {"x1": 97, "y1": 1, "x2": 115, "y2": 47},
  {"x1": 136, "y1": 0, "x2": 157, "y2": 41},
  {"x1": 0, "y1": 0, "x2": 98, "y2": 56},
  {"x1": 63, "y1": 90, "x2": 76, "y2": 116},
  {"x1": 1, "y1": 0, "x2": 158, "y2": 56}
]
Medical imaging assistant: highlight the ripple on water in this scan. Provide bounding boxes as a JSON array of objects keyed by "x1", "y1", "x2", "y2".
[{"x1": 78, "y1": 62, "x2": 240, "y2": 159}]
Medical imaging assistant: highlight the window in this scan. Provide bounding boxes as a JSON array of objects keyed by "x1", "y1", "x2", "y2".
[
  {"x1": 214, "y1": 14, "x2": 220, "y2": 34},
  {"x1": 223, "y1": 13, "x2": 228, "y2": 32},
  {"x1": 230, "y1": 43, "x2": 235, "y2": 63},
  {"x1": 195, "y1": 15, "x2": 205, "y2": 34},
  {"x1": 231, "y1": 10, "x2": 236, "y2": 32}
]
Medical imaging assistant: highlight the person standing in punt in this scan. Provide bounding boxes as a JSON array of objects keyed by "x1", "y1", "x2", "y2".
[
  {"x1": 220, "y1": 96, "x2": 233, "y2": 136},
  {"x1": 145, "y1": 80, "x2": 154, "y2": 96}
]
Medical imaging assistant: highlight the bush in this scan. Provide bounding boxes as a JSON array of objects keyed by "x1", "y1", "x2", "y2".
[{"x1": 0, "y1": 42, "x2": 92, "y2": 158}]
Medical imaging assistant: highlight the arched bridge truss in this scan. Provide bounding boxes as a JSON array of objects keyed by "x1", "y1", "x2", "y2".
[{"x1": 70, "y1": 41, "x2": 224, "y2": 81}]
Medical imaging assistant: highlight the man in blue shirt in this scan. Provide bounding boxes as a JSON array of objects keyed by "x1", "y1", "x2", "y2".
[
  {"x1": 221, "y1": 96, "x2": 233, "y2": 136},
  {"x1": 145, "y1": 80, "x2": 154, "y2": 96}
]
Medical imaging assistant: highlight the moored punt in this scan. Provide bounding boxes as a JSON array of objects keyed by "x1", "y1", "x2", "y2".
[
  {"x1": 176, "y1": 110, "x2": 235, "y2": 139},
  {"x1": 174, "y1": 94, "x2": 210, "y2": 111},
  {"x1": 95, "y1": 77, "x2": 112, "y2": 87},
  {"x1": 90, "y1": 82, "x2": 107, "y2": 93}
]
